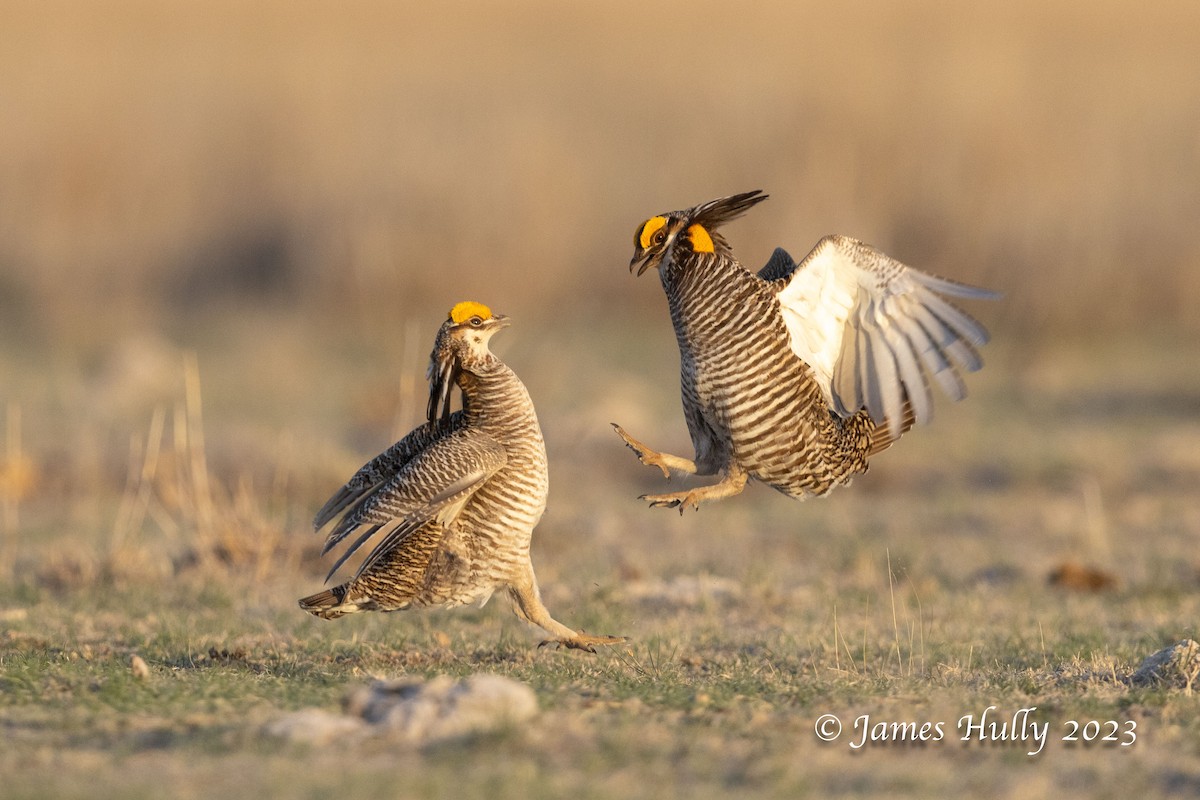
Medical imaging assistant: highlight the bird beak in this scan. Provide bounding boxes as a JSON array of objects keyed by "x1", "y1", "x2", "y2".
[
  {"x1": 630, "y1": 250, "x2": 654, "y2": 276},
  {"x1": 490, "y1": 313, "x2": 511, "y2": 329}
]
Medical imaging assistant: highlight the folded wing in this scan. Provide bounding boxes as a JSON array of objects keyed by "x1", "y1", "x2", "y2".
[
  {"x1": 312, "y1": 417, "x2": 466, "y2": 533},
  {"x1": 315, "y1": 426, "x2": 507, "y2": 582},
  {"x1": 773, "y1": 235, "x2": 998, "y2": 439}
]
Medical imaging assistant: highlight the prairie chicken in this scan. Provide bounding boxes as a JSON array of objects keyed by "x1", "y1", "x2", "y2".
[
  {"x1": 300, "y1": 301, "x2": 624, "y2": 652},
  {"x1": 615, "y1": 191, "x2": 998, "y2": 511}
]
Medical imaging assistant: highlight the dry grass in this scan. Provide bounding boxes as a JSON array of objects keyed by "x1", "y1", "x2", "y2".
[
  {"x1": 2, "y1": 1, "x2": 1200, "y2": 797},
  {"x1": 2, "y1": 0, "x2": 1199, "y2": 340}
]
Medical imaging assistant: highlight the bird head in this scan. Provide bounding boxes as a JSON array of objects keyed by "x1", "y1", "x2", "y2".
[
  {"x1": 426, "y1": 301, "x2": 510, "y2": 426},
  {"x1": 629, "y1": 190, "x2": 769, "y2": 276}
]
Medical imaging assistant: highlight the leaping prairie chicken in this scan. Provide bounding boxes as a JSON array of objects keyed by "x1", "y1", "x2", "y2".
[
  {"x1": 614, "y1": 191, "x2": 998, "y2": 512},
  {"x1": 300, "y1": 301, "x2": 624, "y2": 652}
]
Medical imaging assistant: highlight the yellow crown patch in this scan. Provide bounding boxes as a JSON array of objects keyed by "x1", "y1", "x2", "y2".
[
  {"x1": 449, "y1": 301, "x2": 493, "y2": 324},
  {"x1": 638, "y1": 216, "x2": 668, "y2": 250}
]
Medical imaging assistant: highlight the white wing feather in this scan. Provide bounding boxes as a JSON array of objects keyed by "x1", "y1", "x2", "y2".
[{"x1": 775, "y1": 235, "x2": 997, "y2": 439}]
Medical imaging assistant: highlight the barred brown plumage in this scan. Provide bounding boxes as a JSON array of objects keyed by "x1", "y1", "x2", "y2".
[
  {"x1": 300, "y1": 301, "x2": 625, "y2": 652},
  {"x1": 616, "y1": 191, "x2": 998, "y2": 512}
]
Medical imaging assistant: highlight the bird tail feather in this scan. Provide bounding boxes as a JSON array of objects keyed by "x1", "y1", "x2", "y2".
[{"x1": 299, "y1": 586, "x2": 356, "y2": 620}]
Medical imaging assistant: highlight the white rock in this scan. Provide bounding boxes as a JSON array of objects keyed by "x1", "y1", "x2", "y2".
[
  {"x1": 1130, "y1": 639, "x2": 1200, "y2": 689},
  {"x1": 269, "y1": 674, "x2": 539, "y2": 748},
  {"x1": 356, "y1": 674, "x2": 539, "y2": 743},
  {"x1": 264, "y1": 708, "x2": 367, "y2": 745}
]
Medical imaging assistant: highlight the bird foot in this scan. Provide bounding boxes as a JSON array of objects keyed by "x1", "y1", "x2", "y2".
[
  {"x1": 611, "y1": 423, "x2": 674, "y2": 479},
  {"x1": 538, "y1": 632, "x2": 629, "y2": 654},
  {"x1": 639, "y1": 490, "x2": 703, "y2": 514},
  {"x1": 639, "y1": 471, "x2": 748, "y2": 513}
]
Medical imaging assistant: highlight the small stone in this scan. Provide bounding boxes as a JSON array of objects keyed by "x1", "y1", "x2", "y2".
[
  {"x1": 263, "y1": 709, "x2": 367, "y2": 745},
  {"x1": 345, "y1": 676, "x2": 434, "y2": 722},
  {"x1": 268, "y1": 674, "x2": 538, "y2": 748},
  {"x1": 1048, "y1": 561, "x2": 1118, "y2": 592},
  {"x1": 1130, "y1": 639, "x2": 1200, "y2": 690},
  {"x1": 130, "y1": 654, "x2": 151, "y2": 680},
  {"x1": 354, "y1": 673, "x2": 538, "y2": 743}
]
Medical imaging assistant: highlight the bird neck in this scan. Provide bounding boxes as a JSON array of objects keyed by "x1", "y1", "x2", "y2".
[
  {"x1": 660, "y1": 251, "x2": 751, "y2": 334},
  {"x1": 457, "y1": 362, "x2": 540, "y2": 435}
]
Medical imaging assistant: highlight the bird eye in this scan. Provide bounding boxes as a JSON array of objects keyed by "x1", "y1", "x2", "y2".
[
  {"x1": 469, "y1": 316, "x2": 483, "y2": 327},
  {"x1": 653, "y1": 229, "x2": 667, "y2": 245}
]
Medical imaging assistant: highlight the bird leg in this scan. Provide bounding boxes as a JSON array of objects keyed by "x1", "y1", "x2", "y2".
[
  {"x1": 639, "y1": 466, "x2": 748, "y2": 513},
  {"x1": 613, "y1": 422, "x2": 746, "y2": 512},
  {"x1": 611, "y1": 423, "x2": 697, "y2": 478},
  {"x1": 508, "y1": 567, "x2": 627, "y2": 653}
]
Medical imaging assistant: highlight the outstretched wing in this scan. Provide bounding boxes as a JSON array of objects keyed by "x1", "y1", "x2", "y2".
[
  {"x1": 317, "y1": 427, "x2": 506, "y2": 582},
  {"x1": 773, "y1": 235, "x2": 998, "y2": 439}
]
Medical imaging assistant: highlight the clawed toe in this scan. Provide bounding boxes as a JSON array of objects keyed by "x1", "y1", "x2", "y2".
[
  {"x1": 639, "y1": 470, "x2": 748, "y2": 512},
  {"x1": 538, "y1": 633, "x2": 629, "y2": 653},
  {"x1": 640, "y1": 491, "x2": 700, "y2": 514},
  {"x1": 612, "y1": 423, "x2": 672, "y2": 479}
]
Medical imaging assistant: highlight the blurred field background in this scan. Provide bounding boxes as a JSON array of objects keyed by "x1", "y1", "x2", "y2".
[{"x1": 2, "y1": 1, "x2": 1200, "y2": 798}]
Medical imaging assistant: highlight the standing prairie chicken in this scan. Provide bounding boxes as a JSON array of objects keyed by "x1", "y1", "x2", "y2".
[
  {"x1": 614, "y1": 191, "x2": 998, "y2": 512},
  {"x1": 300, "y1": 301, "x2": 624, "y2": 652}
]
